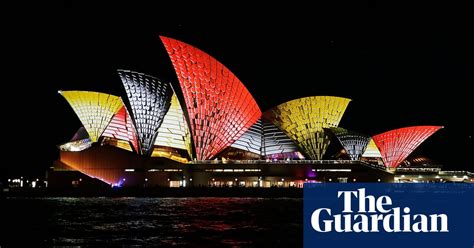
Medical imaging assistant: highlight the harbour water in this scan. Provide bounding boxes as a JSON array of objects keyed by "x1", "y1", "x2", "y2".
[{"x1": 0, "y1": 197, "x2": 302, "y2": 247}]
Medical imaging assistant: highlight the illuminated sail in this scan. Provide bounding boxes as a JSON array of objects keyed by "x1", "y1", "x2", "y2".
[
  {"x1": 59, "y1": 91, "x2": 122, "y2": 142},
  {"x1": 161, "y1": 36, "x2": 261, "y2": 160},
  {"x1": 264, "y1": 96, "x2": 351, "y2": 159}
]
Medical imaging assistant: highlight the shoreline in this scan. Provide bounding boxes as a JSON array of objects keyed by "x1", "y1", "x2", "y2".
[{"x1": 1, "y1": 187, "x2": 303, "y2": 198}]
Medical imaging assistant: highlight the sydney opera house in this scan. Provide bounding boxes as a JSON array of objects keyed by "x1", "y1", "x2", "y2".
[{"x1": 49, "y1": 36, "x2": 472, "y2": 188}]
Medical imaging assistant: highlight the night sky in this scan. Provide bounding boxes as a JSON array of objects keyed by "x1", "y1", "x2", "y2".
[{"x1": 3, "y1": 2, "x2": 473, "y2": 178}]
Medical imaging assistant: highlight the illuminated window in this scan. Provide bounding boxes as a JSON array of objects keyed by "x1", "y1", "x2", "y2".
[{"x1": 59, "y1": 138, "x2": 92, "y2": 152}]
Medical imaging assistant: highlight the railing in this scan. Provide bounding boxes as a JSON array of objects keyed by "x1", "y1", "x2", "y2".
[
  {"x1": 438, "y1": 171, "x2": 472, "y2": 176},
  {"x1": 190, "y1": 159, "x2": 361, "y2": 165},
  {"x1": 396, "y1": 167, "x2": 442, "y2": 173},
  {"x1": 358, "y1": 160, "x2": 389, "y2": 172}
]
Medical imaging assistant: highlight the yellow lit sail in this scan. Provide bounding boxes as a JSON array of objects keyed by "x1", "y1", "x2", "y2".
[
  {"x1": 154, "y1": 93, "x2": 192, "y2": 158},
  {"x1": 362, "y1": 138, "x2": 383, "y2": 158},
  {"x1": 59, "y1": 91, "x2": 123, "y2": 142},
  {"x1": 264, "y1": 96, "x2": 351, "y2": 160}
]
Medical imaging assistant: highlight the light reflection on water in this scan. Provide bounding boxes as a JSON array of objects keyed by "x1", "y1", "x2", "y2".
[{"x1": 1, "y1": 197, "x2": 302, "y2": 247}]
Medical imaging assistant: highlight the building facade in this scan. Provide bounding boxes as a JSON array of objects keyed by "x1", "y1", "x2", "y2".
[{"x1": 53, "y1": 36, "x2": 461, "y2": 188}]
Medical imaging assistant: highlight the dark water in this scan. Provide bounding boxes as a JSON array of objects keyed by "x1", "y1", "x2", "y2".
[{"x1": 0, "y1": 197, "x2": 302, "y2": 247}]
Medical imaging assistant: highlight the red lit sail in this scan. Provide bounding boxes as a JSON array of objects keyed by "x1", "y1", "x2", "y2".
[
  {"x1": 161, "y1": 36, "x2": 261, "y2": 160},
  {"x1": 372, "y1": 126, "x2": 443, "y2": 168}
]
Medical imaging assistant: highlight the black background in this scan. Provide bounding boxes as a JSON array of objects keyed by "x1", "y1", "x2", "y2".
[{"x1": 3, "y1": 2, "x2": 473, "y2": 178}]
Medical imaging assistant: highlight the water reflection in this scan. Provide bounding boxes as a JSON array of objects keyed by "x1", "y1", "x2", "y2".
[{"x1": 1, "y1": 197, "x2": 302, "y2": 247}]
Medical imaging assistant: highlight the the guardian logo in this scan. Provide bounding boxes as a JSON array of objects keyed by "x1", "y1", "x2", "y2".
[{"x1": 311, "y1": 188, "x2": 449, "y2": 233}]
